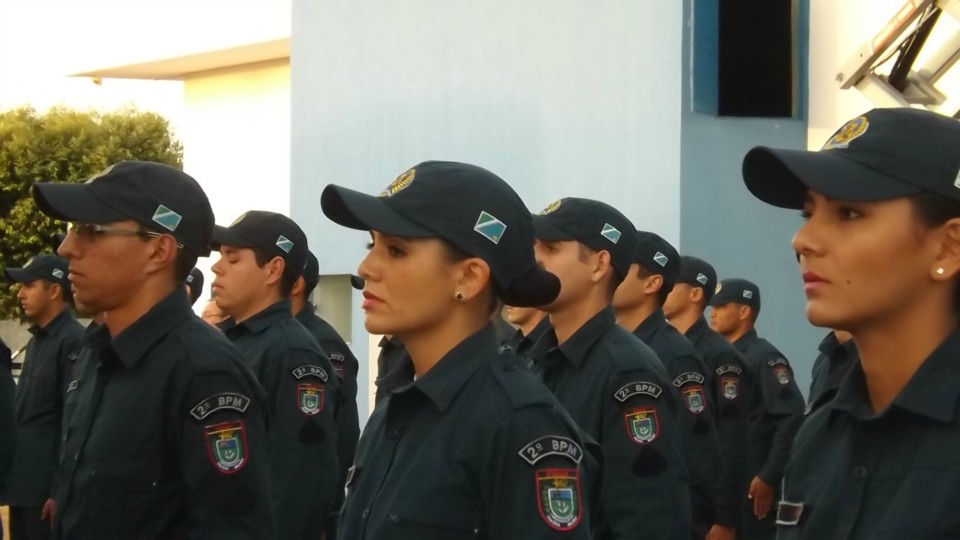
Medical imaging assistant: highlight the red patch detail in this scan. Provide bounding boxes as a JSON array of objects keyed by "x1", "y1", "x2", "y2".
[
  {"x1": 203, "y1": 420, "x2": 248, "y2": 474},
  {"x1": 535, "y1": 468, "x2": 582, "y2": 531},
  {"x1": 298, "y1": 383, "x2": 325, "y2": 415},
  {"x1": 624, "y1": 406, "x2": 659, "y2": 445}
]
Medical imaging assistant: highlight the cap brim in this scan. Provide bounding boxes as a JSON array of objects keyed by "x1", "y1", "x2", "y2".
[
  {"x1": 3, "y1": 268, "x2": 37, "y2": 283},
  {"x1": 500, "y1": 265, "x2": 561, "y2": 308},
  {"x1": 210, "y1": 226, "x2": 258, "y2": 250},
  {"x1": 32, "y1": 182, "x2": 128, "y2": 223},
  {"x1": 742, "y1": 146, "x2": 920, "y2": 210},
  {"x1": 321, "y1": 185, "x2": 433, "y2": 237},
  {"x1": 532, "y1": 215, "x2": 575, "y2": 241}
]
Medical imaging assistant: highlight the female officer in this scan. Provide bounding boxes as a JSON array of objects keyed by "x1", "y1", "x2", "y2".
[
  {"x1": 741, "y1": 107, "x2": 960, "y2": 538},
  {"x1": 321, "y1": 161, "x2": 596, "y2": 539}
]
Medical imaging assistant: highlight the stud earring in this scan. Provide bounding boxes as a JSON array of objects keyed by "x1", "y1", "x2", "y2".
[
  {"x1": 937, "y1": 267, "x2": 946, "y2": 276},
  {"x1": 455, "y1": 291, "x2": 465, "y2": 301}
]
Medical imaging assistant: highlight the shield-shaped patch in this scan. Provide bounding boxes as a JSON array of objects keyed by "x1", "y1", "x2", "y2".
[
  {"x1": 536, "y1": 468, "x2": 582, "y2": 531},
  {"x1": 682, "y1": 385, "x2": 706, "y2": 415},
  {"x1": 624, "y1": 406, "x2": 659, "y2": 445},
  {"x1": 298, "y1": 383, "x2": 325, "y2": 415},
  {"x1": 204, "y1": 420, "x2": 248, "y2": 474},
  {"x1": 722, "y1": 377, "x2": 739, "y2": 400},
  {"x1": 774, "y1": 367, "x2": 791, "y2": 386}
]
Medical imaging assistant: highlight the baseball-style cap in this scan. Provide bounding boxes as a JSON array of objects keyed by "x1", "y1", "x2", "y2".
[
  {"x1": 211, "y1": 211, "x2": 308, "y2": 277},
  {"x1": 32, "y1": 161, "x2": 215, "y2": 256},
  {"x1": 633, "y1": 231, "x2": 680, "y2": 291},
  {"x1": 709, "y1": 278, "x2": 761, "y2": 311},
  {"x1": 321, "y1": 160, "x2": 560, "y2": 307},
  {"x1": 4, "y1": 254, "x2": 71, "y2": 290},
  {"x1": 301, "y1": 250, "x2": 320, "y2": 293},
  {"x1": 185, "y1": 267, "x2": 204, "y2": 305},
  {"x1": 533, "y1": 197, "x2": 638, "y2": 282},
  {"x1": 676, "y1": 256, "x2": 717, "y2": 303},
  {"x1": 743, "y1": 107, "x2": 960, "y2": 209}
]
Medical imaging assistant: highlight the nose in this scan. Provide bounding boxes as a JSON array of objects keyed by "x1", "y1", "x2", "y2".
[
  {"x1": 58, "y1": 229, "x2": 79, "y2": 260},
  {"x1": 210, "y1": 256, "x2": 224, "y2": 276}
]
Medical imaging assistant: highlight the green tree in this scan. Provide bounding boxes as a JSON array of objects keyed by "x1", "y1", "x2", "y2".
[{"x1": 0, "y1": 106, "x2": 183, "y2": 319}]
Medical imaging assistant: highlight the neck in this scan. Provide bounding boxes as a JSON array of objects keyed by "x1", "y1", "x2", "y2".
[
  {"x1": 232, "y1": 291, "x2": 284, "y2": 324},
  {"x1": 402, "y1": 310, "x2": 489, "y2": 377},
  {"x1": 33, "y1": 305, "x2": 64, "y2": 329},
  {"x1": 548, "y1": 293, "x2": 608, "y2": 345},
  {"x1": 106, "y1": 281, "x2": 177, "y2": 336},
  {"x1": 851, "y1": 296, "x2": 956, "y2": 412},
  {"x1": 722, "y1": 323, "x2": 752, "y2": 345},
  {"x1": 290, "y1": 294, "x2": 307, "y2": 316},
  {"x1": 615, "y1": 300, "x2": 658, "y2": 333},
  {"x1": 519, "y1": 312, "x2": 547, "y2": 336},
  {"x1": 665, "y1": 304, "x2": 702, "y2": 334}
]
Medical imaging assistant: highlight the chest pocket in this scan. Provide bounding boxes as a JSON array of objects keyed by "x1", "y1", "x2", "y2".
[{"x1": 386, "y1": 509, "x2": 482, "y2": 539}]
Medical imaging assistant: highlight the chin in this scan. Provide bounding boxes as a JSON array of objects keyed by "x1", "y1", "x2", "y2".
[{"x1": 804, "y1": 303, "x2": 846, "y2": 330}]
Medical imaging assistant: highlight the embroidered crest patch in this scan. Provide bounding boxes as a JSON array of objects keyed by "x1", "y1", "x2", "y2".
[
  {"x1": 474, "y1": 211, "x2": 507, "y2": 244},
  {"x1": 536, "y1": 468, "x2": 582, "y2": 531},
  {"x1": 774, "y1": 367, "x2": 791, "y2": 385},
  {"x1": 190, "y1": 392, "x2": 251, "y2": 421},
  {"x1": 683, "y1": 385, "x2": 707, "y2": 415},
  {"x1": 540, "y1": 199, "x2": 562, "y2": 215},
  {"x1": 721, "y1": 377, "x2": 739, "y2": 400},
  {"x1": 204, "y1": 420, "x2": 248, "y2": 474},
  {"x1": 379, "y1": 168, "x2": 415, "y2": 197},
  {"x1": 152, "y1": 204, "x2": 182, "y2": 232},
  {"x1": 298, "y1": 383, "x2": 325, "y2": 415},
  {"x1": 519, "y1": 436, "x2": 583, "y2": 465},
  {"x1": 653, "y1": 251, "x2": 669, "y2": 267},
  {"x1": 624, "y1": 406, "x2": 659, "y2": 445},
  {"x1": 600, "y1": 223, "x2": 621, "y2": 244},
  {"x1": 275, "y1": 235, "x2": 294, "y2": 253},
  {"x1": 822, "y1": 116, "x2": 868, "y2": 150},
  {"x1": 696, "y1": 272, "x2": 709, "y2": 285}
]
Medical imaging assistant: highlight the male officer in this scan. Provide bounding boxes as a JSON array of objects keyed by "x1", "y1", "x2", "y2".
[
  {"x1": 530, "y1": 198, "x2": 690, "y2": 539},
  {"x1": 501, "y1": 306, "x2": 550, "y2": 359},
  {"x1": 212, "y1": 211, "x2": 340, "y2": 540},
  {"x1": 664, "y1": 256, "x2": 752, "y2": 540},
  {"x1": 710, "y1": 278, "x2": 804, "y2": 540},
  {"x1": 0, "y1": 336, "x2": 15, "y2": 537},
  {"x1": 291, "y1": 249, "x2": 359, "y2": 538},
  {"x1": 613, "y1": 232, "x2": 721, "y2": 539},
  {"x1": 806, "y1": 330, "x2": 858, "y2": 413},
  {"x1": 185, "y1": 267, "x2": 204, "y2": 306},
  {"x1": 2, "y1": 254, "x2": 82, "y2": 540},
  {"x1": 32, "y1": 161, "x2": 274, "y2": 539}
]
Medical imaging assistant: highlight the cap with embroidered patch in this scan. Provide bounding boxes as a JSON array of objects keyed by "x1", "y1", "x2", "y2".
[
  {"x1": 743, "y1": 107, "x2": 960, "y2": 209},
  {"x1": 321, "y1": 160, "x2": 560, "y2": 307},
  {"x1": 709, "y1": 278, "x2": 760, "y2": 312},
  {"x1": 533, "y1": 197, "x2": 638, "y2": 283},
  {"x1": 211, "y1": 211, "x2": 308, "y2": 278},
  {"x1": 4, "y1": 254, "x2": 71, "y2": 290},
  {"x1": 633, "y1": 231, "x2": 680, "y2": 292},
  {"x1": 32, "y1": 161, "x2": 214, "y2": 256},
  {"x1": 185, "y1": 267, "x2": 204, "y2": 305},
  {"x1": 676, "y1": 256, "x2": 717, "y2": 303}
]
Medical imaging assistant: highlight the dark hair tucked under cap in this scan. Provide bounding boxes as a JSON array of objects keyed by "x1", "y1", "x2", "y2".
[
  {"x1": 211, "y1": 211, "x2": 309, "y2": 277},
  {"x1": 743, "y1": 107, "x2": 960, "y2": 209},
  {"x1": 32, "y1": 161, "x2": 215, "y2": 256},
  {"x1": 320, "y1": 160, "x2": 560, "y2": 307}
]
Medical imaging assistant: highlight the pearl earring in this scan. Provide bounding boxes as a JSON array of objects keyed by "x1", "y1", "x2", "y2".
[{"x1": 937, "y1": 267, "x2": 946, "y2": 276}]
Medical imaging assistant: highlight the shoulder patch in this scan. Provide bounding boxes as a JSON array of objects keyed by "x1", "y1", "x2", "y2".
[
  {"x1": 536, "y1": 468, "x2": 583, "y2": 531},
  {"x1": 624, "y1": 406, "x2": 659, "y2": 445},
  {"x1": 291, "y1": 365, "x2": 329, "y2": 381},
  {"x1": 298, "y1": 383, "x2": 325, "y2": 415},
  {"x1": 327, "y1": 352, "x2": 345, "y2": 363},
  {"x1": 672, "y1": 371, "x2": 705, "y2": 388},
  {"x1": 773, "y1": 366, "x2": 792, "y2": 385},
  {"x1": 190, "y1": 392, "x2": 251, "y2": 421},
  {"x1": 519, "y1": 436, "x2": 583, "y2": 466},
  {"x1": 716, "y1": 364, "x2": 743, "y2": 375},
  {"x1": 204, "y1": 420, "x2": 248, "y2": 474},
  {"x1": 721, "y1": 376, "x2": 740, "y2": 400},
  {"x1": 767, "y1": 358, "x2": 789, "y2": 367},
  {"x1": 614, "y1": 381, "x2": 662, "y2": 402}
]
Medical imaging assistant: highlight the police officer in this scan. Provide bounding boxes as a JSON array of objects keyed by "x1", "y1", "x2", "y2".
[
  {"x1": 2, "y1": 254, "x2": 82, "y2": 540},
  {"x1": 32, "y1": 161, "x2": 274, "y2": 539},
  {"x1": 741, "y1": 107, "x2": 960, "y2": 537},
  {"x1": 373, "y1": 336, "x2": 413, "y2": 406},
  {"x1": 185, "y1": 267, "x2": 204, "y2": 306},
  {"x1": 664, "y1": 256, "x2": 752, "y2": 540},
  {"x1": 501, "y1": 306, "x2": 550, "y2": 359},
  {"x1": 530, "y1": 198, "x2": 690, "y2": 539},
  {"x1": 709, "y1": 278, "x2": 804, "y2": 539},
  {"x1": 613, "y1": 231, "x2": 721, "y2": 539},
  {"x1": 322, "y1": 161, "x2": 597, "y2": 539},
  {"x1": 211, "y1": 211, "x2": 340, "y2": 539},
  {"x1": 806, "y1": 330, "x2": 858, "y2": 414},
  {"x1": 0, "y1": 336, "x2": 15, "y2": 538},
  {"x1": 291, "y1": 249, "x2": 360, "y2": 539}
]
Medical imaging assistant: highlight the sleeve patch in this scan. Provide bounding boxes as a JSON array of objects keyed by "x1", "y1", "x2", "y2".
[
  {"x1": 721, "y1": 377, "x2": 740, "y2": 399},
  {"x1": 624, "y1": 406, "x2": 659, "y2": 445},
  {"x1": 536, "y1": 468, "x2": 583, "y2": 531},
  {"x1": 291, "y1": 364, "x2": 330, "y2": 381},
  {"x1": 328, "y1": 352, "x2": 345, "y2": 363},
  {"x1": 774, "y1": 366, "x2": 792, "y2": 385},
  {"x1": 672, "y1": 371, "x2": 705, "y2": 388},
  {"x1": 614, "y1": 381, "x2": 662, "y2": 402},
  {"x1": 519, "y1": 436, "x2": 583, "y2": 465},
  {"x1": 297, "y1": 383, "x2": 325, "y2": 415},
  {"x1": 767, "y1": 358, "x2": 789, "y2": 367},
  {"x1": 203, "y1": 420, "x2": 248, "y2": 474},
  {"x1": 190, "y1": 392, "x2": 251, "y2": 421},
  {"x1": 716, "y1": 364, "x2": 743, "y2": 375}
]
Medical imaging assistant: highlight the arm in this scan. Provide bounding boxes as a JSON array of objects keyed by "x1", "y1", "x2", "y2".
[{"x1": 757, "y1": 357, "x2": 805, "y2": 485}]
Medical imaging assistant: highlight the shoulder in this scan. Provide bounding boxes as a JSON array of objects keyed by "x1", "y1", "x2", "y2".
[
  {"x1": 596, "y1": 326, "x2": 668, "y2": 377},
  {"x1": 487, "y1": 352, "x2": 564, "y2": 411},
  {"x1": 167, "y1": 316, "x2": 248, "y2": 375}
]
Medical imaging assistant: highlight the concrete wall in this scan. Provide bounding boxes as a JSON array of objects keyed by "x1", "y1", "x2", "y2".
[{"x1": 290, "y1": 0, "x2": 686, "y2": 419}]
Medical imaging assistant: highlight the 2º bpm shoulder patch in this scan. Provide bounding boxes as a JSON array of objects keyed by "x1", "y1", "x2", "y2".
[
  {"x1": 190, "y1": 393, "x2": 251, "y2": 421},
  {"x1": 613, "y1": 381, "x2": 662, "y2": 402},
  {"x1": 291, "y1": 365, "x2": 329, "y2": 381},
  {"x1": 519, "y1": 435, "x2": 583, "y2": 466}
]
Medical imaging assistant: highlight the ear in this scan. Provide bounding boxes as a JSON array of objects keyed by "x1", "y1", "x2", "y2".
[
  {"x1": 590, "y1": 250, "x2": 614, "y2": 285},
  {"x1": 455, "y1": 257, "x2": 492, "y2": 303},
  {"x1": 642, "y1": 274, "x2": 664, "y2": 296},
  {"x1": 931, "y1": 218, "x2": 960, "y2": 281},
  {"x1": 291, "y1": 275, "x2": 306, "y2": 297},
  {"x1": 738, "y1": 305, "x2": 752, "y2": 322},
  {"x1": 143, "y1": 235, "x2": 179, "y2": 276},
  {"x1": 48, "y1": 283, "x2": 63, "y2": 302},
  {"x1": 264, "y1": 256, "x2": 285, "y2": 287},
  {"x1": 689, "y1": 286, "x2": 704, "y2": 304}
]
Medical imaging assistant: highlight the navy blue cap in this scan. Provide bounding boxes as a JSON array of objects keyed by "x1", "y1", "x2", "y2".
[
  {"x1": 4, "y1": 254, "x2": 70, "y2": 290},
  {"x1": 185, "y1": 267, "x2": 204, "y2": 305},
  {"x1": 633, "y1": 231, "x2": 680, "y2": 292},
  {"x1": 709, "y1": 278, "x2": 760, "y2": 311},
  {"x1": 212, "y1": 211, "x2": 308, "y2": 278},
  {"x1": 676, "y1": 256, "x2": 717, "y2": 303}
]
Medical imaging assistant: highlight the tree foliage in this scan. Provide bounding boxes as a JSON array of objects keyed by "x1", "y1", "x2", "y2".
[{"x1": 0, "y1": 106, "x2": 183, "y2": 319}]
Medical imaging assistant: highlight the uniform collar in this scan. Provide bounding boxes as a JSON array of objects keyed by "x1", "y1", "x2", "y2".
[
  {"x1": 295, "y1": 301, "x2": 316, "y2": 322},
  {"x1": 28, "y1": 307, "x2": 74, "y2": 337},
  {"x1": 106, "y1": 290, "x2": 193, "y2": 369},
  {"x1": 409, "y1": 325, "x2": 498, "y2": 412},
  {"x1": 733, "y1": 327, "x2": 759, "y2": 349},
  {"x1": 817, "y1": 331, "x2": 856, "y2": 359},
  {"x1": 632, "y1": 308, "x2": 667, "y2": 342},
  {"x1": 830, "y1": 330, "x2": 960, "y2": 423},
  {"x1": 523, "y1": 317, "x2": 552, "y2": 346},
  {"x1": 547, "y1": 306, "x2": 616, "y2": 368},
  {"x1": 231, "y1": 300, "x2": 292, "y2": 335}
]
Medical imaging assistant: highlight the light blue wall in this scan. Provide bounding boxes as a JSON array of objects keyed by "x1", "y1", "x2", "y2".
[
  {"x1": 290, "y1": 0, "x2": 687, "y2": 419},
  {"x1": 680, "y1": 0, "x2": 820, "y2": 396}
]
